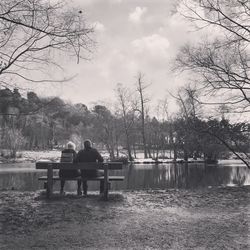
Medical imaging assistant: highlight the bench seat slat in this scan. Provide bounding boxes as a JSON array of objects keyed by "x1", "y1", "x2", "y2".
[{"x1": 38, "y1": 176, "x2": 125, "y2": 181}]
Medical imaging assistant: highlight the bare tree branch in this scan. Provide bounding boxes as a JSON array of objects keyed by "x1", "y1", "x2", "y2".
[{"x1": 0, "y1": 0, "x2": 95, "y2": 86}]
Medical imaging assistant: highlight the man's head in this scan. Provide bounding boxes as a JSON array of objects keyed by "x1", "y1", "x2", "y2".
[
  {"x1": 67, "y1": 141, "x2": 76, "y2": 150},
  {"x1": 84, "y1": 139, "x2": 92, "y2": 149}
]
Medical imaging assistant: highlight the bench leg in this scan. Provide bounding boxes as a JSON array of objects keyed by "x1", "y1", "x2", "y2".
[
  {"x1": 103, "y1": 164, "x2": 109, "y2": 200},
  {"x1": 47, "y1": 165, "x2": 53, "y2": 198},
  {"x1": 100, "y1": 180, "x2": 104, "y2": 194},
  {"x1": 100, "y1": 181, "x2": 110, "y2": 194},
  {"x1": 82, "y1": 180, "x2": 88, "y2": 195},
  {"x1": 60, "y1": 179, "x2": 66, "y2": 194}
]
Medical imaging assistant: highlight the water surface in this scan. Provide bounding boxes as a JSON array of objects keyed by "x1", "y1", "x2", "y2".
[{"x1": 0, "y1": 161, "x2": 249, "y2": 192}]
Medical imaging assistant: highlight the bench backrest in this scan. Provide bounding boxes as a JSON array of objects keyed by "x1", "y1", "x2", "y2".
[
  {"x1": 36, "y1": 161, "x2": 123, "y2": 170},
  {"x1": 60, "y1": 152, "x2": 74, "y2": 163}
]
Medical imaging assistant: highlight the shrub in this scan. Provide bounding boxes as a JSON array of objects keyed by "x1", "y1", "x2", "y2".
[{"x1": 110, "y1": 156, "x2": 129, "y2": 164}]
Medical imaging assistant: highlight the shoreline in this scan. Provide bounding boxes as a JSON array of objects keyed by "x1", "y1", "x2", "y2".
[
  {"x1": 0, "y1": 150, "x2": 245, "y2": 165},
  {"x1": 0, "y1": 158, "x2": 246, "y2": 166},
  {"x1": 0, "y1": 149, "x2": 201, "y2": 164}
]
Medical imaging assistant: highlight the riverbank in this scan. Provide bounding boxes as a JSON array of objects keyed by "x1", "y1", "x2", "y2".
[
  {"x1": 0, "y1": 150, "x2": 243, "y2": 165},
  {"x1": 1, "y1": 150, "x2": 199, "y2": 164},
  {"x1": 1, "y1": 186, "x2": 249, "y2": 249},
  {"x1": 0, "y1": 150, "x2": 61, "y2": 164}
]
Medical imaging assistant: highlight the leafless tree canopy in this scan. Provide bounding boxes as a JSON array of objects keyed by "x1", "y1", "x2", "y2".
[
  {"x1": 0, "y1": 0, "x2": 94, "y2": 86},
  {"x1": 175, "y1": 0, "x2": 250, "y2": 113},
  {"x1": 182, "y1": 0, "x2": 250, "y2": 43}
]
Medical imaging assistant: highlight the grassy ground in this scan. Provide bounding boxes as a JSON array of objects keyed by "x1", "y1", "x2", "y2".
[{"x1": 0, "y1": 186, "x2": 249, "y2": 250}]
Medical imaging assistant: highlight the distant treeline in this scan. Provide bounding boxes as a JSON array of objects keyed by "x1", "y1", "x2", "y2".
[{"x1": 0, "y1": 87, "x2": 249, "y2": 163}]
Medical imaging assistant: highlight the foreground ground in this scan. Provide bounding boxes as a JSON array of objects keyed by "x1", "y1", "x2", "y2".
[{"x1": 0, "y1": 187, "x2": 249, "y2": 250}]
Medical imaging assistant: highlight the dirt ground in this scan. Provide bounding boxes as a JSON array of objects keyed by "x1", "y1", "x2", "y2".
[{"x1": 0, "y1": 186, "x2": 249, "y2": 250}]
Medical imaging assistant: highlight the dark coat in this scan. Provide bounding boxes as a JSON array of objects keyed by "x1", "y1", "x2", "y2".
[{"x1": 76, "y1": 147, "x2": 104, "y2": 177}]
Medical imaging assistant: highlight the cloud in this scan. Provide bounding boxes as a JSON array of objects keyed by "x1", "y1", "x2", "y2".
[
  {"x1": 93, "y1": 21, "x2": 106, "y2": 32},
  {"x1": 129, "y1": 6, "x2": 147, "y2": 23},
  {"x1": 109, "y1": 0, "x2": 123, "y2": 4},
  {"x1": 131, "y1": 34, "x2": 170, "y2": 58},
  {"x1": 72, "y1": 0, "x2": 100, "y2": 6}
]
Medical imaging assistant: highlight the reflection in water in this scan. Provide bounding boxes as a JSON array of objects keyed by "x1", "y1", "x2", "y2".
[{"x1": 0, "y1": 163, "x2": 249, "y2": 192}]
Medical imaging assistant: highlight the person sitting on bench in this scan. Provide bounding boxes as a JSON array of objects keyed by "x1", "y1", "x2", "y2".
[
  {"x1": 59, "y1": 141, "x2": 82, "y2": 195},
  {"x1": 76, "y1": 139, "x2": 104, "y2": 195}
]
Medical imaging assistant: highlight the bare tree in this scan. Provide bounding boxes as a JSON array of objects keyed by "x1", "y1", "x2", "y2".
[
  {"x1": 92, "y1": 104, "x2": 117, "y2": 159},
  {"x1": 5, "y1": 127, "x2": 26, "y2": 158},
  {"x1": 155, "y1": 98, "x2": 170, "y2": 158},
  {"x1": 176, "y1": 41, "x2": 250, "y2": 113},
  {"x1": 173, "y1": 85, "x2": 250, "y2": 167},
  {"x1": 175, "y1": 0, "x2": 250, "y2": 113},
  {"x1": 134, "y1": 72, "x2": 150, "y2": 158},
  {"x1": 172, "y1": 86, "x2": 202, "y2": 161},
  {"x1": 155, "y1": 97, "x2": 169, "y2": 122},
  {"x1": 115, "y1": 83, "x2": 135, "y2": 161},
  {"x1": 173, "y1": 85, "x2": 202, "y2": 119},
  {"x1": 180, "y1": 0, "x2": 250, "y2": 44},
  {"x1": 0, "y1": 0, "x2": 94, "y2": 86}
]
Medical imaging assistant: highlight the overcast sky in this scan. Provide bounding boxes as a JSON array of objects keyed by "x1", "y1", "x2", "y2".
[{"x1": 38, "y1": 0, "x2": 197, "y2": 110}]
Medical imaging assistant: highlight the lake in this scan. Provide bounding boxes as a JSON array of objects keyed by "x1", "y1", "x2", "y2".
[{"x1": 0, "y1": 161, "x2": 249, "y2": 192}]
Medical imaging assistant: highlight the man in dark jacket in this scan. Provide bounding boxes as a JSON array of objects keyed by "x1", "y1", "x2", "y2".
[{"x1": 76, "y1": 139, "x2": 104, "y2": 195}]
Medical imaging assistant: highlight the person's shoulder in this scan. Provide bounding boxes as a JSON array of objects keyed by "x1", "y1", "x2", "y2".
[
  {"x1": 92, "y1": 148, "x2": 103, "y2": 157},
  {"x1": 62, "y1": 148, "x2": 77, "y2": 155},
  {"x1": 62, "y1": 148, "x2": 71, "y2": 153},
  {"x1": 77, "y1": 149, "x2": 84, "y2": 154}
]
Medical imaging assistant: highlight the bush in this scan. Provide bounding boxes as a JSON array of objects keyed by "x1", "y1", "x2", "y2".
[
  {"x1": 110, "y1": 156, "x2": 129, "y2": 164},
  {"x1": 4, "y1": 128, "x2": 26, "y2": 158}
]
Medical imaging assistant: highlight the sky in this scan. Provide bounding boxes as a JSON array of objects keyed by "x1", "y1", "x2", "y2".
[{"x1": 37, "y1": 0, "x2": 197, "y2": 111}]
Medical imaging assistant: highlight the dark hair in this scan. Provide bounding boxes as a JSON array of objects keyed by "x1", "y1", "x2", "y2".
[{"x1": 84, "y1": 139, "x2": 92, "y2": 149}]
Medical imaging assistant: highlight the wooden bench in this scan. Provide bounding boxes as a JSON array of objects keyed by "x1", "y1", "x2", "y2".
[{"x1": 36, "y1": 161, "x2": 124, "y2": 200}]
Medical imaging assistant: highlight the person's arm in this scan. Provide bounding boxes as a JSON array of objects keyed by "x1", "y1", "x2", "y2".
[
  {"x1": 72, "y1": 150, "x2": 77, "y2": 163},
  {"x1": 75, "y1": 151, "x2": 81, "y2": 163},
  {"x1": 95, "y1": 149, "x2": 104, "y2": 162}
]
